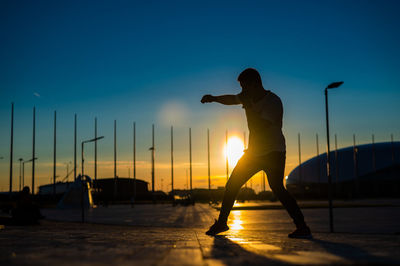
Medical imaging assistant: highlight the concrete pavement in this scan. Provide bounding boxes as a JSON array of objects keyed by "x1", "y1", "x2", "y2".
[{"x1": 1, "y1": 203, "x2": 399, "y2": 265}]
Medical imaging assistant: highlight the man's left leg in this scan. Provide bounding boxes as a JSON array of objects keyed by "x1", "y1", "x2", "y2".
[{"x1": 264, "y1": 152, "x2": 312, "y2": 238}]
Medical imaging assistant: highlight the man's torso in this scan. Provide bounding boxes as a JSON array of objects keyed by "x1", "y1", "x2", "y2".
[{"x1": 238, "y1": 90, "x2": 286, "y2": 156}]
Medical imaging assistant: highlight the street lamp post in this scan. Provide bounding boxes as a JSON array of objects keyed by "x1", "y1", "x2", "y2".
[
  {"x1": 133, "y1": 122, "x2": 136, "y2": 202},
  {"x1": 81, "y1": 136, "x2": 104, "y2": 223},
  {"x1": 19, "y1": 158, "x2": 23, "y2": 191},
  {"x1": 207, "y1": 128, "x2": 211, "y2": 191},
  {"x1": 22, "y1": 161, "x2": 25, "y2": 188},
  {"x1": 189, "y1": 127, "x2": 192, "y2": 191},
  {"x1": 325, "y1": 81, "x2": 343, "y2": 233},
  {"x1": 81, "y1": 136, "x2": 104, "y2": 177},
  {"x1": 171, "y1": 126, "x2": 174, "y2": 193},
  {"x1": 22, "y1": 158, "x2": 37, "y2": 191},
  {"x1": 65, "y1": 161, "x2": 71, "y2": 181},
  {"x1": 225, "y1": 130, "x2": 229, "y2": 181}
]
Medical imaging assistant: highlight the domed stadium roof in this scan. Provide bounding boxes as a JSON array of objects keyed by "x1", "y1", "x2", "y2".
[{"x1": 287, "y1": 142, "x2": 400, "y2": 185}]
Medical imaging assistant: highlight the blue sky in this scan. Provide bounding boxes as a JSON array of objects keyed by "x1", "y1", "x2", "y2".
[{"x1": 1, "y1": 0, "x2": 400, "y2": 192}]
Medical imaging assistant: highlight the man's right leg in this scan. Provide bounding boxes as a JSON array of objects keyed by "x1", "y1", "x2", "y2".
[{"x1": 207, "y1": 153, "x2": 260, "y2": 236}]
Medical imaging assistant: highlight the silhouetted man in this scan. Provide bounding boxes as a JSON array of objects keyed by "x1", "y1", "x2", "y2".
[
  {"x1": 201, "y1": 68, "x2": 311, "y2": 238},
  {"x1": 11, "y1": 186, "x2": 43, "y2": 225}
]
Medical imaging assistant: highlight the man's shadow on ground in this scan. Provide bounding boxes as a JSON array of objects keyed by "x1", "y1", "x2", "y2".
[{"x1": 209, "y1": 235, "x2": 395, "y2": 265}]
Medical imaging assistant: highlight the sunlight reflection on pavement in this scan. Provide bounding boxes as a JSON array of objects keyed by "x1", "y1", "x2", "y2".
[
  {"x1": 225, "y1": 211, "x2": 298, "y2": 263},
  {"x1": 222, "y1": 210, "x2": 345, "y2": 264},
  {"x1": 209, "y1": 208, "x2": 399, "y2": 265},
  {"x1": 227, "y1": 210, "x2": 244, "y2": 230}
]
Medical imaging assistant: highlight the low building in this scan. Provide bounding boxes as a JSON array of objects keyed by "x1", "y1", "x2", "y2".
[
  {"x1": 39, "y1": 182, "x2": 73, "y2": 196},
  {"x1": 94, "y1": 177, "x2": 149, "y2": 201}
]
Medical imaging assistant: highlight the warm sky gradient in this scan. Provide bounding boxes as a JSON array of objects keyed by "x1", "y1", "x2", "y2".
[{"x1": 1, "y1": 0, "x2": 400, "y2": 192}]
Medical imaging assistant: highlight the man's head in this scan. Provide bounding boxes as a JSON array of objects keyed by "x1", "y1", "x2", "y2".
[
  {"x1": 22, "y1": 186, "x2": 30, "y2": 194},
  {"x1": 237, "y1": 68, "x2": 263, "y2": 95}
]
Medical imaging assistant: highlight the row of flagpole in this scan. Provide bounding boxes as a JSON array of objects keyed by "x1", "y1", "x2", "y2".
[
  {"x1": 6, "y1": 103, "x2": 248, "y2": 195},
  {"x1": 7, "y1": 102, "x2": 398, "y2": 195}
]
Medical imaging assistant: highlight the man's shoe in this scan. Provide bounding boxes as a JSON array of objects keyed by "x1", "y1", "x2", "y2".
[
  {"x1": 288, "y1": 225, "x2": 312, "y2": 239},
  {"x1": 206, "y1": 219, "x2": 229, "y2": 236}
]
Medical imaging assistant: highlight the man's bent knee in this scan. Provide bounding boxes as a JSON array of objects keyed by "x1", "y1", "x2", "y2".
[
  {"x1": 225, "y1": 179, "x2": 242, "y2": 193},
  {"x1": 225, "y1": 173, "x2": 247, "y2": 193}
]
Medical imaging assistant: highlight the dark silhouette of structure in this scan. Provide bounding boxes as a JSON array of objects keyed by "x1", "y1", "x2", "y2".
[
  {"x1": 95, "y1": 178, "x2": 149, "y2": 202},
  {"x1": 11, "y1": 186, "x2": 43, "y2": 225},
  {"x1": 287, "y1": 142, "x2": 400, "y2": 198}
]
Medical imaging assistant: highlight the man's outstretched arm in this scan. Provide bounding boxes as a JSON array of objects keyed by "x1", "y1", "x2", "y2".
[{"x1": 201, "y1": 94, "x2": 241, "y2": 105}]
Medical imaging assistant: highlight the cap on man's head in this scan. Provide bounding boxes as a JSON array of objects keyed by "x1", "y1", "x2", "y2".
[{"x1": 237, "y1": 68, "x2": 262, "y2": 85}]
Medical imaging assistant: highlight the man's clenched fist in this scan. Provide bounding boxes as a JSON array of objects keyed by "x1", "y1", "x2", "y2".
[{"x1": 201, "y1": 94, "x2": 214, "y2": 103}]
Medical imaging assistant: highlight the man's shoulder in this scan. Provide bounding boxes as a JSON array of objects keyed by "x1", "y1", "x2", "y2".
[
  {"x1": 236, "y1": 92, "x2": 251, "y2": 107},
  {"x1": 266, "y1": 90, "x2": 280, "y2": 99},
  {"x1": 266, "y1": 90, "x2": 282, "y2": 104}
]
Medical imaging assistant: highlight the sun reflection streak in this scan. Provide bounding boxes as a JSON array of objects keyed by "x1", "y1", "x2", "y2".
[
  {"x1": 226, "y1": 210, "x2": 282, "y2": 255},
  {"x1": 228, "y1": 210, "x2": 244, "y2": 230},
  {"x1": 233, "y1": 200, "x2": 241, "y2": 207}
]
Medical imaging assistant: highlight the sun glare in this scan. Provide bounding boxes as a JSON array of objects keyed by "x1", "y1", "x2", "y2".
[
  {"x1": 224, "y1": 136, "x2": 245, "y2": 167},
  {"x1": 228, "y1": 210, "x2": 244, "y2": 230}
]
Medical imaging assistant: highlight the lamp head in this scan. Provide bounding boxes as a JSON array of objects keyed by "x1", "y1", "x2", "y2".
[
  {"x1": 86, "y1": 136, "x2": 105, "y2": 143},
  {"x1": 26, "y1": 157, "x2": 37, "y2": 162},
  {"x1": 327, "y1": 81, "x2": 344, "y2": 89}
]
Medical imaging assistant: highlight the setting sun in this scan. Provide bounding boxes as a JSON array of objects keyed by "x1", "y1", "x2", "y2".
[{"x1": 224, "y1": 136, "x2": 245, "y2": 167}]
